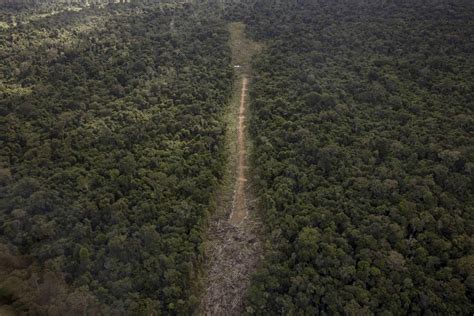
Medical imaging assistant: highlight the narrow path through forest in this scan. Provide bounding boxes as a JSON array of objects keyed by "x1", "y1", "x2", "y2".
[
  {"x1": 229, "y1": 77, "x2": 248, "y2": 225},
  {"x1": 200, "y1": 23, "x2": 262, "y2": 315}
]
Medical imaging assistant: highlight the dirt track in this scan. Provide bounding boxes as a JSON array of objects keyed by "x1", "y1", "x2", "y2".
[
  {"x1": 229, "y1": 77, "x2": 248, "y2": 225},
  {"x1": 200, "y1": 23, "x2": 262, "y2": 315}
]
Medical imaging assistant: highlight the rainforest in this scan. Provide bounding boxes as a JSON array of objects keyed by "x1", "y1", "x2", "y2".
[{"x1": 0, "y1": 0, "x2": 473, "y2": 314}]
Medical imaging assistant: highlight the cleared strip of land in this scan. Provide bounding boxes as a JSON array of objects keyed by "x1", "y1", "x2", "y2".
[
  {"x1": 200, "y1": 22, "x2": 262, "y2": 315},
  {"x1": 229, "y1": 76, "x2": 248, "y2": 225}
]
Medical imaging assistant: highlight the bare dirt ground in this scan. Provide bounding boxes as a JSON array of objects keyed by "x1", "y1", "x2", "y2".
[
  {"x1": 229, "y1": 77, "x2": 248, "y2": 225},
  {"x1": 200, "y1": 23, "x2": 263, "y2": 315}
]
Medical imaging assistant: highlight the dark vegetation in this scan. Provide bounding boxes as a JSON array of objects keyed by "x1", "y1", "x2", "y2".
[
  {"x1": 224, "y1": 0, "x2": 474, "y2": 314},
  {"x1": 1, "y1": 0, "x2": 473, "y2": 314},
  {"x1": 0, "y1": 3, "x2": 232, "y2": 314}
]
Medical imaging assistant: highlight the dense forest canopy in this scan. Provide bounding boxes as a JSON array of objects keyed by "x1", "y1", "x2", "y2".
[
  {"x1": 1, "y1": 2, "x2": 232, "y2": 313},
  {"x1": 0, "y1": 0, "x2": 473, "y2": 314},
  {"x1": 226, "y1": 0, "x2": 474, "y2": 314}
]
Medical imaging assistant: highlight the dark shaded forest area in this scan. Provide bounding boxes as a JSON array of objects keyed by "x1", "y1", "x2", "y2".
[
  {"x1": 0, "y1": 3, "x2": 232, "y2": 314},
  {"x1": 224, "y1": 0, "x2": 474, "y2": 314}
]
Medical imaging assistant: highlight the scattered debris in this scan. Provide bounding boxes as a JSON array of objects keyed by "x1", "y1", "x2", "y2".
[{"x1": 201, "y1": 22, "x2": 263, "y2": 315}]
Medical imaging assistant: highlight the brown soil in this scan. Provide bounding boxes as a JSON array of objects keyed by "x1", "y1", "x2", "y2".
[
  {"x1": 200, "y1": 23, "x2": 263, "y2": 315},
  {"x1": 229, "y1": 77, "x2": 248, "y2": 226}
]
